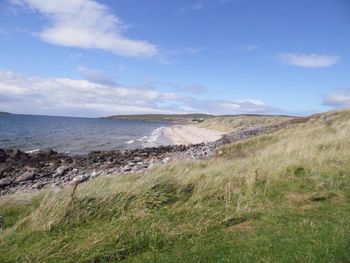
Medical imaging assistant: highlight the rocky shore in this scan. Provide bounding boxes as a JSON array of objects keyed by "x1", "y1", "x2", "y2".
[{"x1": 0, "y1": 116, "x2": 310, "y2": 196}]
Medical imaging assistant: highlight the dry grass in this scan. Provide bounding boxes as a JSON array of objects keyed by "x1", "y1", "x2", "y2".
[{"x1": 196, "y1": 114, "x2": 294, "y2": 132}]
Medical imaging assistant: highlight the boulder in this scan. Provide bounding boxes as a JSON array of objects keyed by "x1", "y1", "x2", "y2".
[
  {"x1": 121, "y1": 166, "x2": 132, "y2": 172},
  {"x1": 90, "y1": 171, "x2": 98, "y2": 179},
  {"x1": 54, "y1": 166, "x2": 69, "y2": 177},
  {"x1": 11, "y1": 149, "x2": 28, "y2": 160},
  {"x1": 42, "y1": 148, "x2": 57, "y2": 156},
  {"x1": 73, "y1": 174, "x2": 89, "y2": 183},
  {"x1": 16, "y1": 170, "x2": 37, "y2": 182},
  {"x1": 0, "y1": 149, "x2": 9, "y2": 163},
  {"x1": 134, "y1": 157, "x2": 142, "y2": 162},
  {"x1": 0, "y1": 178, "x2": 12, "y2": 188},
  {"x1": 0, "y1": 166, "x2": 12, "y2": 177}
]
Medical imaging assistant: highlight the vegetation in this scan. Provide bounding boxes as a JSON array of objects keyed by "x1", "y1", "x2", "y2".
[
  {"x1": 102, "y1": 113, "x2": 213, "y2": 123},
  {"x1": 1, "y1": 110, "x2": 350, "y2": 262},
  {"x1": 197, "y1": 114, "x2": 295, "y2": 132}
]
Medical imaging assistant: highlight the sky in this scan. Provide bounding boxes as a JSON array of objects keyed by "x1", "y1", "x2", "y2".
[{"x1": 0, "y1": 0, "x2": 349, "y2": 117}]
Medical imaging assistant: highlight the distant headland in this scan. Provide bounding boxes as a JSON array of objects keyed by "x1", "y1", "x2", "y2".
[
  {"x1": 102, "y1": 113, "x2": 295, "y2": 123},
  {"x1": 102, "y1": 113, "x2": 213, "y2": 123}
]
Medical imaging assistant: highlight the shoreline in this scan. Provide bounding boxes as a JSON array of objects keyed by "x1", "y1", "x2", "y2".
[
  {"x1": 0, "y1": 125, "x2": 225, "y2": 196},
  {"x1": 163, "y1": 125, "x2": 227, "y2": 145},
  {"x1": 0, "y1": 117, "x2": 308, "y2": 196}
]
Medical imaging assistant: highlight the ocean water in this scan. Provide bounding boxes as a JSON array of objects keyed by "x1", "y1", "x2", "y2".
[{"x1": 0, "y1": 114, "x2": 172, "y2": 155}]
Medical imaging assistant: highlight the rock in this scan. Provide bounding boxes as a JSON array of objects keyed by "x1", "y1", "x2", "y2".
[
  {"x1": 11, "y1": 149, "x2": 28, "y2": 160},
  {"x1": 90, "y1": 171, "x2": 98, "y2": 179},
  {"x1": 0, "y1": 178, "x2": 12, "y2": 188},
  {"x1": 134, "y1": 157, "x2": 142, "y2": 162},
  {"x1": 0, "y1": 166, "x2": 12, "y2": 177},
  {"x1": 121, "y1": 166, "x2": 132, "y2": 172},
  {"x1": 39, "y1": 148, "x2": 57, "y2": 156},
  {"x1": 73, "y1": 174, "x2": 89, "y2": 183},
  {"x1": 16, "y1": 170, "x2": 37, "y2": 182},
  {"x1": 37, "y1": 172, "x2": 51, "y2": 178},
  {"x1": 161, "y1": 157, "x2": 170, "y2": 164},
  {"x1": 33, "y1": 182, "x2": 45, "y2": 189},
  {"x1": 0, "y1": 149, "x2": 9, "y2": 163},
  {"x1": 54, "y1": 166, "x2": 69, "y2": 177}
]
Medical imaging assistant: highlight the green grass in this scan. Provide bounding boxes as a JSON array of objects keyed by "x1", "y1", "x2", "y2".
[
  {"x1": 197, "y1": 114, "x2": 294, "y2": 132},
  {"x1": 1, "y1": 110, "x2": 350, "y2": 262}
]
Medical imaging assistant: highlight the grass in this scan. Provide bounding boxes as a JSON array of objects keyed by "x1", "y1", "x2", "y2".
[
  {"x1": 1, "y1": 110, "x2": 350, "y2": 262},
  {"x1": 196, "y1": 114, "x2": 294, "y2": 132}
]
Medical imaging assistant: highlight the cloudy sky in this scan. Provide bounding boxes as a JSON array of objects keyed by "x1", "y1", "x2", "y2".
[{"x1": 0, "y1": 0, "x2": 349, "y2": 117}]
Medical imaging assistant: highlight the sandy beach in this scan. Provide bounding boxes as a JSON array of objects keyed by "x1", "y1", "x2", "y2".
[{"x1": 163, "y1": 125, "x2": 226, "y2": 145}]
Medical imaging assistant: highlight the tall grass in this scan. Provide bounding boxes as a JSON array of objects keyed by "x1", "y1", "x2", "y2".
[
  {"x1": 1, "y1": 110, "x2": 350, "y2": 262},
  {"x1": 196, "y1": 114, "x2": 293, "y2": 132}
]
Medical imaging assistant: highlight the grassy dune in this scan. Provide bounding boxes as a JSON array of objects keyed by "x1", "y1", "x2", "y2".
[
  {"x1": 1, "y1": 110, "x2": 350, "y2": 262},
  {"x1": 196, "y1": 114, "x2": 295, "y2": 132}
]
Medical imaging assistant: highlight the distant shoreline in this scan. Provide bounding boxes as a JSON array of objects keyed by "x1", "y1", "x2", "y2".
[{"x1": 101, "y1": 113, "x2": 213, "y2": 124}]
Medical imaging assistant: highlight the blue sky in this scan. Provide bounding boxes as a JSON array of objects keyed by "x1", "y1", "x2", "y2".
[{"x1": 0, "y1": 0, "x2": 349, "y2": 117}]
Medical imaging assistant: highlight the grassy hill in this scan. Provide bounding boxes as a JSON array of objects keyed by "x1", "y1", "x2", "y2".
[
  {"x1": 1, "y1": 110, "x2": 350, "y2": 262},
  {"x1": 197, "y1": 114, "x2": 296, "y2": 132},
  {"x1": 103, "y1": 113, "x2": 213, "y2": 123}
]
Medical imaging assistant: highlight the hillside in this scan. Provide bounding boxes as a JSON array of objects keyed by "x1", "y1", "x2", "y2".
[
  {"x1": 103, "y1": 113, "x2": 213, "y2": 123},
  {"x1": 0, "y1": 111, "x2": 10, "y2": 115},
  {"x1": 1, "y1": 110, "x2": 350, "y2": 262},
  {"x1": 197, "y1": 114, "x2": 296, "y2": 132}
]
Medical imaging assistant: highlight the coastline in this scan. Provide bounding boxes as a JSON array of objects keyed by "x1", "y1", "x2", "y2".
[
  {"x1": 0, "y1": 117, "x2": 309, "y2": 196},
  {"x1": 0, "y1": 125, "x2": 225, "y2": 196}
]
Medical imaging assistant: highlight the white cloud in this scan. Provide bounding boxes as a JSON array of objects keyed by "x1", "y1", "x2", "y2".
[
  {"x1": 0, "y1": 70, "x2": 179, "y2": 116},
  {"x1": 210, "y1": 99, "x2": 272, "y2": 114},
  {"x1": 278, "y1": 53, "x2": 339, "y2": 68},
  {"x1": 11, "y1": 0, "x2": 158, "y2": 58},
  {"x1": 178, "y1": 2, "x2": 203, "y2": 13},
  {"x1": 186, "y1": 98, "x2": 279, "y2": 115},
  {"x1": 323, "y1": 89, "x2": 350, "y2": 108},
  {"x1": 0, "y1": 69, "x2": 282, "y2": 117}
]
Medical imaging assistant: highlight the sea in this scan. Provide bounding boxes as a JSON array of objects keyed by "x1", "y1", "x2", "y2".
[{"x1": 0, "y1": 114, "x2": 172, "y2": 155}]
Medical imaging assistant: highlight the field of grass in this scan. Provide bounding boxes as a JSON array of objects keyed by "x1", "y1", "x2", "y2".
[
  {"x1": 196, "y1": 114, "x2": 295, "y2": 132},
  {"x1": 1, "y1": 110, "x2": 350, "y2": 262}
]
